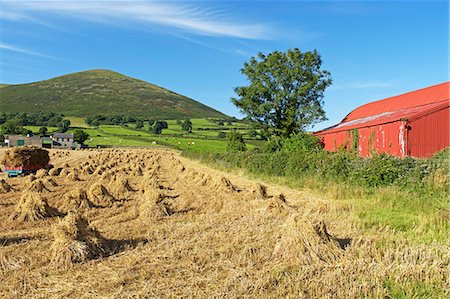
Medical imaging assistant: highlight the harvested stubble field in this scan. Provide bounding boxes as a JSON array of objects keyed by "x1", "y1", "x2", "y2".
[{"x1": 0, "y1": 148, "x2": 448, "y2": 298}]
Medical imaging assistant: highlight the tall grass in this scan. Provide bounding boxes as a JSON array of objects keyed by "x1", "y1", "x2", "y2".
[{"x1": 183, "y1": 134, "x2": 449, "y2": 244}]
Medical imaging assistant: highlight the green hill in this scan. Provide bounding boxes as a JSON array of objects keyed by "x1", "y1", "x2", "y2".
[{"x1": 0, "y1": 69, "x2": 227, "y2": 119}]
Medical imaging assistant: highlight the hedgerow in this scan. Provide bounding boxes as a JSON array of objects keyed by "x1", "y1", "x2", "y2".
[{"x1": 184, "y1": 133, "x2": 449, "y2": 193}]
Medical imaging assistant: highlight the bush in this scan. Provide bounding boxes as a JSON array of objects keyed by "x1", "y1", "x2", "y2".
[
  {"x1": 248, "y1": 128, "x2": 258, "y2": 138},
  {"x1": 282, "y1": 132, "x2": 324, "y2": 153},
  {"x1": 135, "y1": 120, "x2": 144, "y2": 129},
  {"x1": 265, "y1": 135, "x2": 283, "y2": 153},
  {"x1": 226, "y1": 131, "x2": 246, "y2": 152},
  {"x1": 194, "y1": 136, "x2": 449, "y2": 193}
]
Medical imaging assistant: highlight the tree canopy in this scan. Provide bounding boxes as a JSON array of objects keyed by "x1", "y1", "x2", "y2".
[
  {"x1": 39, "y1": 126, "x2": 48, "y2": 136},
  {"x1": 149, "y1": 121, "x2": 167, "y2": 135},
  {"x1": 181, "y1": 119, "x2": 193, "y2": 133},
  {"x1": 0, "y1": 119, "x2": 25, "y2": 135},
  {"x1": 74, "y1": 129, "x2": 89, "y2": 145},
  {"x1": 232, "y1": 48, "x2": 332, "y2": 137}
]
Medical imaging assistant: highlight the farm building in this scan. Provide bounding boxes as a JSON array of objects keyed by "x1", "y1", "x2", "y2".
[
  {"x1": 315, "y1": 82, "x2": 449, "y2": 158},
  {"x1": 3, "y1": 133, "x2": 74, "y2": 149},
  {"x1": 4, "y1": 135, "x2": 42, "y2": 147},
  {"x1": 51, "y1": 133, "x2": 74, "y2": 149}
]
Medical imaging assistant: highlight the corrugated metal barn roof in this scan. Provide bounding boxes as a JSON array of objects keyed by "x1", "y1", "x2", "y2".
[
  {"x1": 320, "y1": 101, "x2": 448, "y2": 134},
  {"x1": 317, "y1": 82, "x2": 450, "y2": 134},
  {"x1": 343, "y1": 82, "x2": 449, "y2": 122}
]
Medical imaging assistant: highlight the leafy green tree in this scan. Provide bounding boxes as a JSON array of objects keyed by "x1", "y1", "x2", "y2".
[
  {"x1": 248, "y1": 128, "x2": 258, "y2": 138},
  {"x1": 58, "y1": 119, "x2": 71, "y2": 133},
  {"x1": 39, "y1": 126, "x2": 48, "y2": 136},
  {"x1": 74, "y1": 129, "x2": 89, "y2": 145},
  {"x1": 181, "y1": 119, "x2": 193, "y2": 133},
  {"x1": 85, "y1": 116, "x2": 93, "y2": 125},
  {"x1": 149, "y1": 121, "x2": 165, "y2": 135},
  {"x1": 226, "y1": 131, "x2": 246, "y2": 152},
  {"x1": 0, "y1": 119, "x2": 24, "y2": 135},
  {"x1": 232, "y1": 48, "x2": 332, "y2": 137},
  {"x1": 217, "y1": 131, "x2": 226, "y2": 138},
  {"x1": 21, "y1": 128, "x2": 33, "y2": 136},
  {"x1": 0, "y1": 113, "x2": 7, "y2": 125},
  {"x1": 0, "y1": 134, "x2": 4, "y2": 143},
  {"x1": 126, "y1": 116, "x2": 136, "y2": 123},
  {"x1": 135, "y1": 120, "x2": 144, "y2": 129},
  {"x1": 160, "y1": 121, "x2": 168, "y2": 129},
  {"x1": 48, "y1": 115, "x2": 63, "y2": 127}
]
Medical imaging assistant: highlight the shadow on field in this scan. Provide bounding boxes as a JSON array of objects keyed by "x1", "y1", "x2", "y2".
[
  {"x1": 0, "y1": 236, "x2": 34, "y2": 246},
  {"x1": 106, "y1": 237, "x2": 149, "y2": 256},
  {"x1": 334, "y1": 237, "x2": 352, "y2": 249}
]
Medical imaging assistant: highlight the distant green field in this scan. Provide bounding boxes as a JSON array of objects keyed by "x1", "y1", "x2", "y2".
[
  {"x1": 99, "y1": 125, "x2": 151, "y2": 136},
  {"x1": 66, "y1": 128, "x2": 104, "y2": 136},
  {"x1": 65, "y1": 117, "x2": 92, "y2": 128},
  {"x1": 86, "y1": 136, "x2": 160, "y2": 147},
  {"x1": 24, "y1": 126, "x2": 59, "y2": 133},
  {"x1": 59, "y1": 117, "x2": 259, "y2": 153},
  {"x1": 148, "y1": 136, "x2": 254, "y2": 153},
  {"x1": 84, "y1": 133, "x2": 240, "y2": 153},
  {"x1": 64, "y1": 119, "x2": 258, "y2": 153}
]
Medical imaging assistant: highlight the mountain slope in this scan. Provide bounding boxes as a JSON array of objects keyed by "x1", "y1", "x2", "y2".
[{"x1": 0, "y1": 70, "x2": 227, "y2": 119}]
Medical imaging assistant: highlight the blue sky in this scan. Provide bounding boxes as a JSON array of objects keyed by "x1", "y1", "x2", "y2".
[{"x1": 0, "y1": 0, "x2": 448, "y2": 130}]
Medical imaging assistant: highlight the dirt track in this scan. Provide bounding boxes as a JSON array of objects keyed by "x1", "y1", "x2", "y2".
[{"x1": 0, "y1": 148, "x2": 448, "y2": 298}]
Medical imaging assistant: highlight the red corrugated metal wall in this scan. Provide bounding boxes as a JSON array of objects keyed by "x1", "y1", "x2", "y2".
[
  {"x1": 319, "y1": 121, "x2": 406, "y2": 158},
  {"x1": 407, "y1": 107, "x2": 449, "y2": 158},
  {"x1": 315, "y1": 82, "x2": 450, "y2": 158}
]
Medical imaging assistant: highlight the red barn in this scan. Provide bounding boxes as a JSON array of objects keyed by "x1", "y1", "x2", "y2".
[{"x1": 315, "y1": 82, "x2": 449, "y2": 158}]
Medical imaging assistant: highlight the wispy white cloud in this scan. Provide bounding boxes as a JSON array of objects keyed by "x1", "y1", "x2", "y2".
[
  {"x1": 2, "y1": 1, "x2": 272, "y2": 40},
  {"x1": 0, "y1": 10, "x2": 28, "y2": 21},
  {"x1": 171, "y1": 33, "x2": 251, "y2": 57},
  {"x1": 0, "y1": 43, "x2": 63, "y2": 60}
]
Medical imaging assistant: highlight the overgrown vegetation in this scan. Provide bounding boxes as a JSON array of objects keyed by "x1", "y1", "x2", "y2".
[
  {"x1": 184, "y1": 133, "x2": 449, "y2": 242},
  {"x1": 226, "y1": 130, "x2": 246, "y2": 152},
  {"x1": 188, "y1": 133, "x2": 449, "y2": 189}
]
